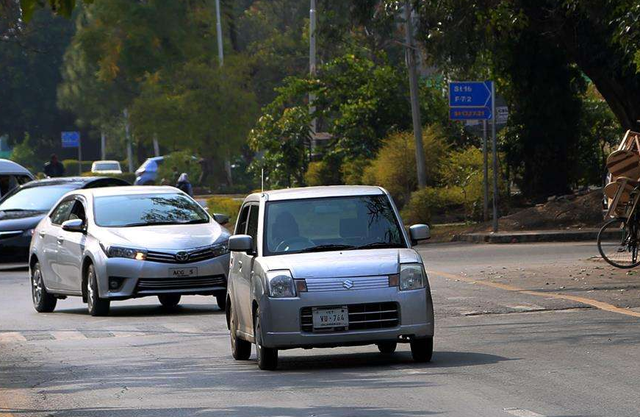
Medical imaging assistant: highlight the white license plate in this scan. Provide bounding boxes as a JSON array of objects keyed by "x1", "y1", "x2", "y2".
[
  {"x1": 169, "y1": 267, "x2": 198, "y2": 278},
  {"x1": 312, "y1": 307, "x2": 349, "y2": 329}
]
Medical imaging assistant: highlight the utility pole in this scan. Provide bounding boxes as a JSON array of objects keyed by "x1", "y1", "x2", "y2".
[
  {"x1": 309, "y1": 0, "x2": 317, "y2": 136},
  {"x1": 124, "y1": 109, "x2": 133, "y2": 173},
  {"x1": 403, "y1": 0, "x2": 427, "y2": 188},
  {"x1": 214, "y1": 0, "x2": 233, "y2": 186},
  {"x1": 482, "y1": 120, "x2": 489, "y2": 222},
  {"x1": 100, "y1": 131, "x2": 106, "y2": 161},
  {"x1": 491, "y1": 82, "x2": 499, "y2": 232}
]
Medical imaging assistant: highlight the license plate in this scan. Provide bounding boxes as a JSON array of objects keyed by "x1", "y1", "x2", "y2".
[
  {"x1": 312, "y1": 307, "x2": 348, "y2": 329},
  {"x1": 169, "y1": 267, "x2": 198, "y2": 278}
]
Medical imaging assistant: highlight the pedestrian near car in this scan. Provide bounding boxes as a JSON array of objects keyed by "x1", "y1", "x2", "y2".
[
  {"x1": 43, "y1": 154, "x2": 65, "y2": 178},
  {"x1": 176, "y1": 173, "x2": 193, "y2": 196}
]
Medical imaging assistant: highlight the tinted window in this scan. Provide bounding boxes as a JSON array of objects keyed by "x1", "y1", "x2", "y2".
[
  {"x1": 264, "y1": 195, "x2": 405, "y2": 256},
  {"x1": 0, "y1": 185, "x2": 76, "y2": 212},
  {"x1": 247, "y1": 205, "x2": 259, "y2": 251},
  {"x1": 235, "y1": 205, "x2": 250, "y2": 234},
  {"x1": 50, "y1": 200, "x2": 75, "y2": 225},
  {"x1": 68, "y1": 200, "x2": 87, "y2": 223},
  {"x1": 94, "y1": 193, "x2": 209, "y2": 227},
  {"x1": 94, "y1": 162, "x2": 120, "y2": 171}
]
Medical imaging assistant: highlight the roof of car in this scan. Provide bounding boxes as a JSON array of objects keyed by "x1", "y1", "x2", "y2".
[
  {"x1": 76, "y1": 185, "x2": 180, "y2": 197},
  {"x1": 0, "y1": 159, "x2": 33, "y2": 177},
  {"x1": 249, "y1": 185, "x2": 386, "y2": 202},
  {"x1": 21, "y1": 176, "x2": 127, "y2": 189},
  {"x1": 92, "y1": 160, "x2": 120, "y2": 164}
]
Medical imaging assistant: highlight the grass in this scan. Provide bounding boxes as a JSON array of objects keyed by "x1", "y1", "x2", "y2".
[{"x1": 206, "y1": 196, "x2": 243, "y2": 228}]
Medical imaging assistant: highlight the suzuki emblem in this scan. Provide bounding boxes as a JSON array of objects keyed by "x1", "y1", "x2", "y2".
[{"x1": 343, "y1": 279, "x2": 354, "y2": 289}]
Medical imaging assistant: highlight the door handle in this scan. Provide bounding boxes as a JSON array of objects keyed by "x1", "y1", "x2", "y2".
[
  {"x1": 238, "y1": 260, "x2": 243, "y2": 271},
  {"x1": 38, "y1": 232, "x2": 45, "y2": 238},
  {"x1": 56, "y1": 238, "x2": 64, "y2": 245}
]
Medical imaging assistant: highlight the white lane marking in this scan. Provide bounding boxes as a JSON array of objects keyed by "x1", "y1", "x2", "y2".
[
  {"x1": 112, "y1": 331, "x2": 145, "y2": 338},
  {"x1": 51, "y1": 331, "x2": 87, "y2": 341},
  {"x1": 0, "y1": 332, "x2": 27, "y2": 343},
  {"x1": 504, "y1": 408, "x2": 545, "y2": 417},
  {"x1": 161, "y1": 323, "x2": 203, "y2": 334}
]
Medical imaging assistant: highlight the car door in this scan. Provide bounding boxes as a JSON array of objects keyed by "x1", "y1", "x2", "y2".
[
  {"x1": 239, "y1": 204, "x2": 260, "y2": 333},
  {"x1": 40, "y1": 199, "x2": 75, "y2": 291},
  {"x1": 230, "y1": 204, "x2": 252, "y2": 334},
  {"x1": 56, "y1": 198, "x2": 87, "y2": 293}
]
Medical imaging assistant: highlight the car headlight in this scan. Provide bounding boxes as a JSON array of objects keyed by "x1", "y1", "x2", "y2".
[
  {"x1": 399, "y1": 264, "x2": 426, "y2": 291},
  {"x1": 266, "y1": 270, "x2": 296, "y2": 298},
  {"x1": 102, "y1": 244, "x2": 147, "y2": 261},
  {"x1": 211, "y1": 241, "x2": 229, "y2": 257}
]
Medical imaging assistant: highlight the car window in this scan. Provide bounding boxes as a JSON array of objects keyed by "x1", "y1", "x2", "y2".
[
  {"x1": 68, "y1": 200, "x2": 87, "y2": 223},
  {"x1": 247, "y1": 205, "x2": 259, "y2": 251},
  {"x1": 235, "y1": 205, "x2": 250, "y2": 235},
  {"x1": 50, "y1": 200, "x2": 75, "y2": 225},
  {"x1": 264, "y1": 195, "x2": 405, "y2": 256},
  {"x1": 0, "y1": 185, "x2": 76, "y2": 212},
  {"x1": 93, "y1": 193, "x2": 209, "y2": 227},
  {"x1": 94, "y1": 162, "x2": 120, "y2": 171}
]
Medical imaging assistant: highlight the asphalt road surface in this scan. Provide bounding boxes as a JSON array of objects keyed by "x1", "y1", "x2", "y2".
[{"x1": 2, "y1": 242, "x2": 640, "y2": 417}]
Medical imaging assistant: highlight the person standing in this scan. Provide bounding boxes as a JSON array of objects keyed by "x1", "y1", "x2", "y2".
[
  {"x1": 175, "y1": 173, "x2": 193, "y2": 196},
  {"x1": 43, "y1": 154, "x2": 65, "y2": 178}
]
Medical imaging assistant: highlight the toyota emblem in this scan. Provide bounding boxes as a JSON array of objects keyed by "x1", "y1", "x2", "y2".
[
  {"x1": 342, "y1": 279, "x2": 354, "y2": 290},
  {"x1": 175, "y1": 251, "x2": 190, "y2": 262}
]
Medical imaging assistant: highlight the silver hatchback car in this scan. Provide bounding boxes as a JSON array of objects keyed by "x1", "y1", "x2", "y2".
[
  {"x1": 226, "y1": 186, "x2": 434, "y2": 370},
  {"x1": 29, "y1": 186, "x2": 230, "y2": 316}
]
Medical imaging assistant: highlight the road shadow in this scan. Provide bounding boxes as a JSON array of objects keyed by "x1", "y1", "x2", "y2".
[
  {"x1": 55, "y1": 303, "x2": 224, "y2": 317},
  {"x1": 1, "y1": 406, "x2": 441, "y2": 417}
]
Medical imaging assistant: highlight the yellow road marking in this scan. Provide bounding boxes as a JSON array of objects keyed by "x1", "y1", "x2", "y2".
[
  {"x1": 0, "y1": 333, "x2": 26, "y2": 343},
  {"x1": 430, "y1": 269, "x2": 640, "y2": 319}
]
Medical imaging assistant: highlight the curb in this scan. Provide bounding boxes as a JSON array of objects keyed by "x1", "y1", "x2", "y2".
[{"x1": 453, "y1": 229, "x2": 619, "y2": 244}]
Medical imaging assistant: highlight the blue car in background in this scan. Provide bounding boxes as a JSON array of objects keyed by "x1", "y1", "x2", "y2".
[{"x1": 134, "y1": 156, "x2": 164, "y2": 185}]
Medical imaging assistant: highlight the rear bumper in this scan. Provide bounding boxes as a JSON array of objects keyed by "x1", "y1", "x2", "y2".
[{"x1": 259, "y1": 286, "x2": 434, "y2": 349}]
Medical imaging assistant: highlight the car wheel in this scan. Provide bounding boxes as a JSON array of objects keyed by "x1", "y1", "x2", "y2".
[
  {"x1": 215, "y1": 294, "x2": 226, "y2": 311},
  {"x1": 31, "y1": 262, "x2": 57, "y2": 313},
  {"x1": 230, "y1": 302, "x2": 251, "y2": 360},
  {"x1": 158, "y1": 294, "x2": 181, "y2": 308},
  {"x1": 86, "y1": 264, "x2": 110, "y2": 316},
  {"x1": 254, "y1": 308, "x2": 278, "y2": 370},
  {"x1": 377, "y1": 342, "x2": 397, "y2": 354},
  {"x1": 410, "y1": 337, "x2": 433, "y2": 363}
]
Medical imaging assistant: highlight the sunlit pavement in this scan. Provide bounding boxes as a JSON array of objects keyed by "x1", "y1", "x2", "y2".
[{"x1": 2, "y1": 242, "x2": 640, "y2": 416}]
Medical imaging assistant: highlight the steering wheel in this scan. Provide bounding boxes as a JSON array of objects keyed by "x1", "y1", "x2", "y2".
[{"x1": 275, "y1": 237, "x2": 313, "y2": 252}]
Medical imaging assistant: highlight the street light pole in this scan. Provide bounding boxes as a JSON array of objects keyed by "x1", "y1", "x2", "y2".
[
  {"x1": 403, "y1": 0, "x2": 427, "y2": 188},
  {"x1": 215, "y1": 0, "x2": 224, "y2": 67},
  {"x1": 309, "y1": 0, "x2": 317, "y2": 135}
]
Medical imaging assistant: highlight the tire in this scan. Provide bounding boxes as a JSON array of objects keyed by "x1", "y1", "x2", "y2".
[
  {"x1": 254, "y1": 309, "x2": 278, "y2": 370},
  {"x1": 597, "y1": 218, "x2": 640, "y2": 269},
  {"x1": 230, "y1": 302, "x2": 251, "y2": 360},
  {"x1": 158, "y1": 294, "x2": 181, "y2": 308},
  {"x1": 86, "y1": 264, "x2": 110, "y2": 316},
  {"x1": 31, "y1": 262, "x2": 57, "y2": 313},
  {"x1": 377, "y1": 342, "x2": 397, "y2": 354},
  {"x1": 410, "y1": 337, "x2": 433, "y2": 363},
  {"x1": 215, "y1": 294, "x2": 226, "y2": 311}
]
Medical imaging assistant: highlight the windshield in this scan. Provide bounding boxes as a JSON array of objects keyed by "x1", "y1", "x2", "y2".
[
  {"x1": 94, "y1": 193, "x2": 209, "y2": 227},
  {"x1": 264, "y1": 195, "x2": 405, "y2": 256},
  {"x1": 94, "y1": 162, "x2": 120, "y2": 171},
  {"x1": 0, "y1": 185, "x2": 75, "y2": 212}
]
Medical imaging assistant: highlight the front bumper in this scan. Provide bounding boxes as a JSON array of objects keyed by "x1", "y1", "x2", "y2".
[
  {"x1": 259, "y1": 286, "x2": 434, "y2": 349},
  {"x1": 96, "y1": 253, "x2": 230, "y2": 299},
  {"x1": 0, "y1": 234, "x2": 30, "y2": 264}
]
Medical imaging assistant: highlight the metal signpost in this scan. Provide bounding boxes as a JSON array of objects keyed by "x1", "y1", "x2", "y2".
[
  {"x1": 61, "y1": 131, "x2": 81, "y2": 175},
  {"x1": 449, "y1": 81, "x2": 499, "y2": 232}
]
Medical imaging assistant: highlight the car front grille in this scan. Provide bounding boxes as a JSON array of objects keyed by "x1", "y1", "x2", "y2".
[
  {"x1": 305, "y1": 276, "x2": 390, "y2": 292},
  {"x1": 135, "y1": 275, "x2": 226, "y2": 293},
  {"x1": 300, "y1": 302, "x2": 399, "y2": 333},
  {"x1": 146, "y1": 243, "x2": 228, "y2": 264}
]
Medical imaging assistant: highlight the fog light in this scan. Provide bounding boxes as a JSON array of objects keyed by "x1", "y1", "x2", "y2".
[{"x1": 109, "y1": 278, "x2": 123, "y2": 290}]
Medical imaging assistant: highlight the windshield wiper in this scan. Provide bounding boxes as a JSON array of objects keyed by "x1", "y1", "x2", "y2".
[
  {"x1": 296, "y1": 244, "x2": 356, "y2": 253},
  {"x1": 355, "y1": 241, "x2": 405, "y2": 250},
  {"x1": 180, "y1": 219, "x2": 208, "y2": 224},
  {"x1": 120, "y1": 221, "x2": 182, "y2": 227}
]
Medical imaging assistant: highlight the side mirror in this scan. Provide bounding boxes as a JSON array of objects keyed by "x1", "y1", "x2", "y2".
[
  {"x1": 213, "y1": 213, "x2": 230, "y2": 225},
  {"x1": 62, "y1": 218, "x2": 85, "y2": 233},
  {"x1": 229, "y1": 234, "x2": 253, "y2": 254},
  {"x1": 409, "y1": 224, "x2": 430, "y2": 243}
]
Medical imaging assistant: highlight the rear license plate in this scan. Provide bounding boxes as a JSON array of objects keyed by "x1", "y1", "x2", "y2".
[
  {"x1": 312, "y1": 307, "x2": 348, "y2": 329},
  {"x1": 169, "y1": 267, "x2": 198, "y2": 278}
]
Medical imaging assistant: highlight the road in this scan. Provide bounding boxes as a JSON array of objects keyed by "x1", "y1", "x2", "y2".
[{"x1": 2, "y1": 242, "x2": 640, "y2": 416}]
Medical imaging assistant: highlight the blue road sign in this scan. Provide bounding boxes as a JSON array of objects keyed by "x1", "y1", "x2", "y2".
[
  {"x1": 61, "y1": 131, "x2": 80, "y2": 148},
  {"x1": 449, "y1": 81, "x2": 493, "y2": 120}
]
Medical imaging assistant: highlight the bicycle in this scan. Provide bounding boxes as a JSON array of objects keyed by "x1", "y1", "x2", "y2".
[{"x1": 597, "y1": 183, "x2": 640, "y2": 268}]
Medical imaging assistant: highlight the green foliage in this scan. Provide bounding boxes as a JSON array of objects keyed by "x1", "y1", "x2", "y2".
[
  {"x1": 157, "y1": 151, "x2": 202, "y2": 186},
  {"x1": 401, "y1": 187, "x2": 463, "y2": 225},
  {"x1": 304, "y1": 154, "x2": 343, "y2": 186},
  {"x1": 10, "y1": 134, "x2": 38, "y2": 173},
  {"x1": 362, "y1": 126, "x2": 449, "y2": 206},
  {"x1": 62, "y1": 159, "x2": 92, "y2": 175},
  {"x1": 442, "y1": 147, "x2": 485, "y2": 219},
  {"x1": 19, "y1": 0, "x2": 91, "y2": 21},
  {"x1": 341, "y1": 157, "x2": 371, "y2": 185},
  {"x1": 206, "y1": 196, "x2": 242, "y2": 228}
]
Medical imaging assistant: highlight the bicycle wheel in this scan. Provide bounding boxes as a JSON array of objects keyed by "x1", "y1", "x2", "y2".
[{"x1": 597, "y1": 217, "x2": 640, "y2": 268}]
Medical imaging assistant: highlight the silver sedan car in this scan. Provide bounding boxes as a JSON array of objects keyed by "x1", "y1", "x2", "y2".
[
  {"x1": 29, "y1": 186, "x2": 230, "y2": 316},
  {"x1": 226, "y1": 186, "x2": 434, "y2": 370}
]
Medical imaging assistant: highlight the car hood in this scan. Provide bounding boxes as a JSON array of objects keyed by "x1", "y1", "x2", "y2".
[
  {"x1": 0, "y1": 212, "x2": 46, "y2": 231},
  {"x1": 97, "y1": 222, "x2": 229, "y2": 251},
  {"x1": 261, "y1": 248, "x2": 421, "y2": 278}
]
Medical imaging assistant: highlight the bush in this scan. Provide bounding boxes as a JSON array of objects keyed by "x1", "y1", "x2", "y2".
[
  {"x1": 62, "y1": 159, "x2": 94, "y2": 175},
  {"x1": 341, "y1": 157, "x2": 371, "y2": 185},
  {"x1": 401, "y1": 186, "x2": 464, "y2": 225},
  {"x1": 206, "y1": 196, "x2": 243, "y2": 228},
  {"x1": 363, "y1": 125, "x2": 449, "y2": 206},
  {"x1": 157, "y1": 151, "x2": 202, "y2": 186},
  {"x1": 304, "y1": 154, "x2": 342, "y2": 186}
]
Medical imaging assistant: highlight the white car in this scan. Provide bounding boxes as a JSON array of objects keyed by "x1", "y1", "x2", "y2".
[
  {"x1": 91, "y1": 160, "x2": 122, "y2": 175},
  {"x1": 29, "y1": 186, "x2": 230, "y2": 316}
]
